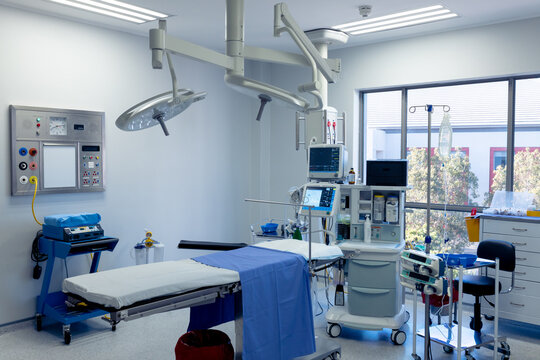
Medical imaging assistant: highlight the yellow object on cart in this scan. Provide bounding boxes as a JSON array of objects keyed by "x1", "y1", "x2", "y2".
[{"x1": 465, "y1": 216, "x2": 480, "y2": 242}]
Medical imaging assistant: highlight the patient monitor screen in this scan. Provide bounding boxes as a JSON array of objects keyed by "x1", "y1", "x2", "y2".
[
  {"x1": 301, "y1": 186, "x2": 336, "y2": 216},
  {"x1": 309, "y1": 147, "x2": 340, "y2": 172}
]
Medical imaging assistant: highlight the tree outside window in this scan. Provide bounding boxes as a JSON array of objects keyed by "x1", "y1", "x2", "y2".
[{"x1": 406, "y1": 147, "x2": 479, "y2": 252}]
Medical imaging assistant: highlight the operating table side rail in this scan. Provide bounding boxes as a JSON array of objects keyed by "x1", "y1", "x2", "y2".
[{"x1": 102, "y1": 282, "x2": 241, "y2": 323}]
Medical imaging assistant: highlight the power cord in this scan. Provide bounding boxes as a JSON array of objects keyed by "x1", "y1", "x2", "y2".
[{"x1": 31, "y1": 230, "x2": 46, "y2": 279}]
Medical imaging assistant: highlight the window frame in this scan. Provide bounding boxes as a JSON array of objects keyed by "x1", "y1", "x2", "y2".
[{"x1": 359, "y1": 74, "x2": 540, "y2": 215}]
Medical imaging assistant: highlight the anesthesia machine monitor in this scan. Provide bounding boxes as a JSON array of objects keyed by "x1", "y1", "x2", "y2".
[
  {"x1": 10, "y1": 105, "x2": 105, "y2": 195},
  {"x1": 308, "y1": 144, "x2": 347, "y2": 181},
  {"x1": 300, "y1": 183, "x2": 339, "y2": 217}
]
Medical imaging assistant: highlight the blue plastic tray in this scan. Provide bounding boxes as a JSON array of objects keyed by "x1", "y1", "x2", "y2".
[
  {"x1": 261, "y1": 223, "x2": 278, "y2": 233},
  {"x1": 438, "y1": 253, "x2": 477, "y2": 267}
]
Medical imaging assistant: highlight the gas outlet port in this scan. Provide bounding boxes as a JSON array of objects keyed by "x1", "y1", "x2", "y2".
[
  {"x1": 29, "y1": 148, "x2": 38, "y2": 156},
  {"x1": 29, "y1": 162, "x2": 37, "y2": 170},
  {"x1": 19, "y1": 147, "x2": 28, "y2": 156},
  {"x1": 19, "y1": 176, "x2": 29, "y2": 184},
  {"x1": 19, "y1": 161, "x2": 28, "y2": 170}
]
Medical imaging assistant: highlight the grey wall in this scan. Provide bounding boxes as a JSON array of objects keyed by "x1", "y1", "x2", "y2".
[
  {"x1": 265, "y1": 16, "x2": 540, "y2": 210},
  {"x1": 0, "y1": 6, "x2": 263, "y2": 325}
]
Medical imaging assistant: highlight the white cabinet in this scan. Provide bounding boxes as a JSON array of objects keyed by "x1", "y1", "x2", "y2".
[{"x1": 480, "y1": 215, "x2": 540, "y2": 326}]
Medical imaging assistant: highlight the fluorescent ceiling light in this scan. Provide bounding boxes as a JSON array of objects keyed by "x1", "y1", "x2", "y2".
[
  {"x1": 345, "y1": 9, "x2": 450, "y2": 32},
  {"x1": 48, "y1": 0, "x2": 169, "y2": 23},
  {"x1": 333, "y1": 5, "x2": 458, "y2": 36},
  {"x1": 101, "y1": 0, "x2": 168, "y2": 18},
  {"x1": 334, "y1": 5, "x2": 444, "y2": 30},
  {"x1": 350, "y1": 13, "x2": 458, "y2": 35},
  {"x1": 74, "y1": 0, "x2": 155, "y2": 21}
]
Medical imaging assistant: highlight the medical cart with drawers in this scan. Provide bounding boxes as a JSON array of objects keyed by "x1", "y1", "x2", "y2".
[
  {"x1": 325, "y1": 185, "x2": 409, "y2": 345},
  {"x1": 479, "y1": 214, "x2": 540, "y2": 325}
]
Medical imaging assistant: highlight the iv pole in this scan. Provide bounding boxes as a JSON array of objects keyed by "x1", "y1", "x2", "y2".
[{"x1": 408, "y1": 104, "x2": 451, "y2": 360}]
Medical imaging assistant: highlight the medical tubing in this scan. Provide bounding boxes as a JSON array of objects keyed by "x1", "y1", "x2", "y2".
[{"x1": 31, "y1": 177, "x2": 43, "y2": 226}]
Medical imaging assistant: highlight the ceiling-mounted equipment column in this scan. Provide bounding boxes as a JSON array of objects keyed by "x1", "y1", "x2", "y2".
[{"x1": 226, "y1": 0, "x2": 245, "y2": 77}]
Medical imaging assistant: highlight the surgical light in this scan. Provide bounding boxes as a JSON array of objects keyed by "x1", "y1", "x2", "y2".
[{"x1": 115, "y1": 90, "x2": 206, "y2": 136}]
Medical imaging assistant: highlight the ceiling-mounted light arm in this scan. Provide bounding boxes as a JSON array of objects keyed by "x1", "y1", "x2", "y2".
[
  {"x1": 274, "y1": 3, "x2": 336, "y2": 84},
  {"x1": 150, "y1": 20, "x2": 236, "y2": 71},
  {"x1": 165, "y1": 52, "x2": 178, "y2": 100},
  {"x1": 243, "y1": 46, "x2": 341, "y2": 73}
]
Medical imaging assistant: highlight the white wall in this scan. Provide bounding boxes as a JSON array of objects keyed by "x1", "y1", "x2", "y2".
[
  {"x1": 0, "y1": 6, "x2": 263, "y2": 325},
  {"x1": 266, "y1": 16, "x2": 540, "y2": 214}
]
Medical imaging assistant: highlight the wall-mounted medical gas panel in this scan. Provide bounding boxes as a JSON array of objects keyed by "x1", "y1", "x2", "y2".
[{"x1": 10, "y1": 105, "x2": 105, "y2": 196}]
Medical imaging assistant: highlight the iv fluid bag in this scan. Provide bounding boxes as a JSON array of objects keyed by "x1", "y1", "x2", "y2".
[{"x1": 439, "y1": 113, "x2": 453, "y2": 158}]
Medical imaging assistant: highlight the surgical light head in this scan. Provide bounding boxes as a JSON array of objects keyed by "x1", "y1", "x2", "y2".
[{"x1": 115, "y1": 90, "x2": 206, "y2": 136}]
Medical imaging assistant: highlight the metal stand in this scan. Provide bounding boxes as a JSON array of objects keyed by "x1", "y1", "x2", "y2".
[
  {"x1": 417, "y1": 259, "x2": 507, "y2": 360},
  {"x1": 408, "y1": 104, "x2": 450, "y2": 359}
]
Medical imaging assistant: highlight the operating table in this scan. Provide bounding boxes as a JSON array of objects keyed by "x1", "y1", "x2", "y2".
[{"x1": 61, "y1": 240, "x2": 343, "y2": 359}]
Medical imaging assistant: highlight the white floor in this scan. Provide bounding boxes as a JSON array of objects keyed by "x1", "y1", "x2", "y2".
[{"x1": 1, "y1": 295, "x2": 539, "y2": 360}]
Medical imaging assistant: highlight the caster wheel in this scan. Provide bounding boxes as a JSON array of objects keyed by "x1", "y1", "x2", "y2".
[
  {"x1": 443, "y1": 345, "x2": 453, "y2": 354},
  {"x1": 485, "y1": 314, "x2": 495, "y2": 321},
  {"x1": 391, "y1": 330, "x2": 406, "y2": 345},
  {"x1": 112, "y1": 325, "x2": 116, "y2": 332},
  {"x1": 36, "y1": 315, "x2": 42, "y2": 332},
  {"x1": 500, "y1": 341, "x2": 510, "y2": 359},
  {"x1": 64, "y1": 330, "x2": 71, "y2": 345},
  {"x1": 405, "y1": 310, "x2": 411, "y2": 323},
  {"x1": 465, "y1": 352, "x2": 476, "y2": 360},
  {"x1": 327, "y1": 323, "x2": 342, "y2": 338},
  {"x1": 328, "y1": 352, "x2": 341, "y2": 360}
]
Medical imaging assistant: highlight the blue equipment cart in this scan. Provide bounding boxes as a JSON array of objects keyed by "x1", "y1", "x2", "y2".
[{"x1": 36, "y1": 236, "x2": 118, "y2": 344}]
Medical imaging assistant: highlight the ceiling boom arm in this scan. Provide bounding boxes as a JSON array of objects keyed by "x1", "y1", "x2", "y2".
[{"x1": 274, "y1": 3, "x2": 336, "y2": 84}]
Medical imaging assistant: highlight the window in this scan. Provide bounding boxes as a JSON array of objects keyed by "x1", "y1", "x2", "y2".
[
  {"x1": 361, "y1": 76, "x2": 540, "y2": 253},
  {"x1": 489, "y1": 147, "x2": 540, "y2": 193},
  {"x1": 514, "y1": 78, "x2": 540, "y2": 207},
  {"x1": 364, "y1": 90, "x2": 402, "y2": 160}
]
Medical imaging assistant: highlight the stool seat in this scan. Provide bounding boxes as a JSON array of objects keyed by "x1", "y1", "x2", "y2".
[{"x1": 462, "y1": 275, "x2": 499, "y2": 297}]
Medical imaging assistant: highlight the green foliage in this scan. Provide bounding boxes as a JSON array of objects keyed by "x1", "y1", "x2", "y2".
[
  {"x1": 406, "y1": 148, "x2": 479, "y2": 253},
  {"x1": 487, "y1": 148, "x2": 540, "y2": 207}
]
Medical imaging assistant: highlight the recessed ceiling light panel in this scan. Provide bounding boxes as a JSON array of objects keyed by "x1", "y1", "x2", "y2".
[
  {"x1": 48, "y1": 0, "x2": 169, "y2": 23},
  {"x1": 333, "y1": 5, "x2": 458, "y2": 35}
]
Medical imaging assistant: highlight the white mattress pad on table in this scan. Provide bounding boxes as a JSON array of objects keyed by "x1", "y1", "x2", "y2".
[
  {"x1": 62, "y1": 240, "x2": 343, "y2": 309},
  {"x1": 254, "y1": 239, "x2": 343, "y2": 260},
  {"x1": 62, "y1": 259, "x2": 240, "y2": 309}
]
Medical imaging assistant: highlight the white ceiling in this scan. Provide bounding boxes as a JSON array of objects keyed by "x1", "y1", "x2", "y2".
[{"x1": 2, "y1": 0, "x2": 540, "y2": 52}]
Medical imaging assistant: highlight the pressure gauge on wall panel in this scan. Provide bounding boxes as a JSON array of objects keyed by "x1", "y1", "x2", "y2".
[{"x1": 49, "y1": 117, "x2": 67, "y2": 136}]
